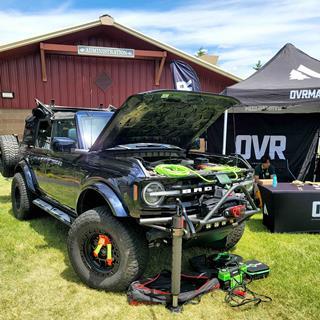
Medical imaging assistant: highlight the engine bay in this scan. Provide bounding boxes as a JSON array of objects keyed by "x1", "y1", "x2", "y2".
[{"x1": 142, "y1": 156, "x2": 248, "y2": 182}]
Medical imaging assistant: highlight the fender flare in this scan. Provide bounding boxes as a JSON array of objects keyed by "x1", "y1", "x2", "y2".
[
  {"x1": 77, "y1": 182, "x2": 129, "y2": 217},
  {"x1": 15, "y1": 160, "x2": 37, "y2": 193}
]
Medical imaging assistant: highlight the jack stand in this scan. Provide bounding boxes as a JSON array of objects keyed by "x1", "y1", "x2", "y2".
[{"x1": 168, "y1": 199, "x2": 185, "y2": 313}]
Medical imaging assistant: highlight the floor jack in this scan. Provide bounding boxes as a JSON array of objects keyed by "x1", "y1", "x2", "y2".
[{"x1": 168, "y1": 198, "x2": 195, "y2": 313}]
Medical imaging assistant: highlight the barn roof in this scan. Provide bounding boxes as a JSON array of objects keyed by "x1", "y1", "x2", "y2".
[{"x1": 0, "y1": 15, "x2": 241, "y2": 82}]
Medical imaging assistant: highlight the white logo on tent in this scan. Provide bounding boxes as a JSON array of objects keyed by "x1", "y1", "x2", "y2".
[
  {"x1": 263, "y1": 204, "x2": 269, "y2": 216},
  {"x1": 312, "y1": 201, "x2": 320, "y2": 218},
  {"x1": 289, "y1": 64, "x2": 320, "y2": 80},
  {"x1": 176, "y1": 80, "x2": 193, "y2": 91},
  {"x1": 235, "y1": 135, "x2": 286, "y2": 160}
]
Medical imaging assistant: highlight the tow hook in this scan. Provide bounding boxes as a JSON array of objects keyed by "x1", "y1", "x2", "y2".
[
  {"x1": 224, "y1": 205, "x2": 246, "y2": 218},
  {"x1": 93, "y1": 235, "x2": 113, "y2": 266}
]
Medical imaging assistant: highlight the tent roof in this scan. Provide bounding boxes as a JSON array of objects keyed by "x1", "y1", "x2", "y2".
[{"x1": 224, "y1": 43, "x2": 320, "y2": 111}]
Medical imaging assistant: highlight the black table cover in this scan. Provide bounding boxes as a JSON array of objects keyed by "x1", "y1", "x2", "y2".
[{"x1": 259, "y1": 183, "x2": 320, "y2": 233}]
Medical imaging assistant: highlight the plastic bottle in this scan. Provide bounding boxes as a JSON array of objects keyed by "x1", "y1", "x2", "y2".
[{"x1": 272, "y1": 175, "x2": 278, "y2": 188}]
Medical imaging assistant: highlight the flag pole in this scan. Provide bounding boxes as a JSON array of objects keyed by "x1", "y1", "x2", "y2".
[{"x1": 222, "y1": 110, "x2": 228, "y2": 155}]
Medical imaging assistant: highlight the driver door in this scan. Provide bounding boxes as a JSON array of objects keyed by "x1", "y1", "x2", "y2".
[{"x1": 42, "y1": 117, "x2": 80, "y2": 209}]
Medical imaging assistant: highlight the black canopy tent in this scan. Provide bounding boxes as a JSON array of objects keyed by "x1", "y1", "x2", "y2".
[{"x1": 208, "y1": 43, "x2": 320, "y2": 181}]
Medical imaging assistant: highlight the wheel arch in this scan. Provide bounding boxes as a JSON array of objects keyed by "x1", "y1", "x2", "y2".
[
  {"x1": 76, "y1": 183, "x2": 129, "y2": 217},
  {"x1": 14, "y1": 160, "x2": 37, "y2": 193}
]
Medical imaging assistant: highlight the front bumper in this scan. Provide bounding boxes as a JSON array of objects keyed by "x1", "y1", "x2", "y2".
[{"x1": 139, "y1": 181, "x2": 259, "y2": 239}]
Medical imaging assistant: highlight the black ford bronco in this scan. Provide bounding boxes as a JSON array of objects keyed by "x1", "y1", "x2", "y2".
[{"x1": 0, "y1": 90, "x2": 258, "y2": 291}]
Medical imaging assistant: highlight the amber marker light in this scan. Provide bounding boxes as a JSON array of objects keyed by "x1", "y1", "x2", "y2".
[{"x1": 133, "y1": 184, "x2": 139, "y2": 201}]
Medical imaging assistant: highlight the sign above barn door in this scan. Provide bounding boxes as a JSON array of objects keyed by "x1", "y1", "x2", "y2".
[{"x1": 77, "y1": 45, "x2": 135, "y2": 58}]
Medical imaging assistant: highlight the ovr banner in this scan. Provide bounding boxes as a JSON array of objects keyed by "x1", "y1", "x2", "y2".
[
  {"x1": 170, "y1": 60, "x2": 201, "y2": 91},
  {"x1": 207, "y1": 113, "x2": 320, "y2": 181}
]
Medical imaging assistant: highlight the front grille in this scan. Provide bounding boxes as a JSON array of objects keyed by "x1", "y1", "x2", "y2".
[{"x1": 140, "y1": 201, "x2": 200, "y2": 217}]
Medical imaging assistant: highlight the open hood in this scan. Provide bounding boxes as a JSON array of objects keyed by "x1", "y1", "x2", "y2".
[{"x1": 90, "y1": 90, "x2": 238, "y2": 151}]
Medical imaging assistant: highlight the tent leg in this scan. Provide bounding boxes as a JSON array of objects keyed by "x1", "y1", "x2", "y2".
[
  {"x1": 313, "y1": 132, "x2": 320, "y2": 181},
  {"x1": 222, "y1": 110, "x2": 228, "y2": 155}
]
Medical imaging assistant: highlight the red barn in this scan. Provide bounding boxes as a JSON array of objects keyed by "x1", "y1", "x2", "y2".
[{"x1": 0, "y1": 14, "x2": 239, "y2": 136}]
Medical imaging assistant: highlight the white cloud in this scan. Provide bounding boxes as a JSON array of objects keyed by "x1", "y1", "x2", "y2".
[{"x1": 0, "y1": 0, "x2": 320, "y2": 78}]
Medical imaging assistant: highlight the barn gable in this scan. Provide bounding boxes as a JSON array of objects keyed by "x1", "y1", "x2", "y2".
[{"x1": 0, "y1": 15, "x2": 239, "y2": 135}]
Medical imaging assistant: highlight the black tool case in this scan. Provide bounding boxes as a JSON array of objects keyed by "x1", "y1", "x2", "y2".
[
  {"x1": 244, "y1": 260, "x2": 270, "y2": 279},
  {"x1": 189, "y1": 253, "x2": 243, "y2": 278}
]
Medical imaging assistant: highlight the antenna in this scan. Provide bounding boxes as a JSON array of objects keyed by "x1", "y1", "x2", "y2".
[{"x1": 34, "y1": 98, "x2": 54, "y2": 116}]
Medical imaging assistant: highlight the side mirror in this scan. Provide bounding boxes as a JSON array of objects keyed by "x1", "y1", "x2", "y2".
[
  {"x1": 52, "y1": 137, "x2": 76, "y2": 152},
  {"x1": 191, "y1": 138, "x2": 200, "y2": 150}
]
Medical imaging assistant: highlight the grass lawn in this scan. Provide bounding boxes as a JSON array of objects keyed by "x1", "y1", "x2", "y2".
[{"x1": 0, "y1": 175, "x2": 319, "y2": 320}]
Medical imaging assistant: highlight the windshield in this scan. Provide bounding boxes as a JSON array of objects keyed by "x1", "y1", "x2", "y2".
[{"x1": 76, "y1": 111, "x2": 113, "y2": 149}]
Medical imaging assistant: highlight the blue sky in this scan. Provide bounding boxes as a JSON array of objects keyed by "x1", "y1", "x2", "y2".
[{"x1": 0, "y1": 0, "x2": 320, "y2": 78}]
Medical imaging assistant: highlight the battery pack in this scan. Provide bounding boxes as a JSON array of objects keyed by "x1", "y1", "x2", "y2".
[{"x1": 244, "y1": 260, "x2": 270, "y2": 280}]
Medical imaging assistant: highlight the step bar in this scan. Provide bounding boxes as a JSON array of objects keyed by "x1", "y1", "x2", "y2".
[{"x1": 33, "y1": 198, "x2": 72, "y2": 226}]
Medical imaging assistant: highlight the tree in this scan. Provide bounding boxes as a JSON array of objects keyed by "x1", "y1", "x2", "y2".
[
  {"x1": 253, "y1": 60, "x2": 263, "y2": 70},
  {"x1": 196, "y1": 47, "x2": 208, "y2": 57}
]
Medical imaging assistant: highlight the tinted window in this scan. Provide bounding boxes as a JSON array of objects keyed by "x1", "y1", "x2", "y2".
[
  {"x1": 52, "y1": 119, "x2": 78, "y2": 146},
  {"x1": 23, "y1": 115, "x2": 37, "y2": 145},
  {"x1": 76, "y1": 112, "x2": 113, "y2": 149},
  {"x1": 36, "y1": 120, "x2": 52, "y2": 149}
]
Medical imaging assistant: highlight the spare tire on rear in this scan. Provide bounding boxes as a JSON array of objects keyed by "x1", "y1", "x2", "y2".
[{"x1": 0, "y1": 135, "x2": 19, "y2": 178}]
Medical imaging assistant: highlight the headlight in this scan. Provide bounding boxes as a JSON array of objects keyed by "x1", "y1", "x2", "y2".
[{"x1": 142, "y1": 182, "x2": 165, "y2": 206}]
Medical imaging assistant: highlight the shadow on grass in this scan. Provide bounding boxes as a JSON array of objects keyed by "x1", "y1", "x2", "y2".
[
  {"x1": 24, "y1": 207, "x2": 214, "y2": 286},
  {"x1": 26, "y1": 210, "x2": 81, "y2": 283},
  {"x1": 0, "y1": 194, "x2": 11, "y2": 202},
  {"x1": 144, "y1": 245, "x2": 211, "y2": 277},
  {"x1": 22, "y1": 207, "x2": 263, "y2": 289},
  {"x1": 246, "y1": 217, "x2": 269, "y2": 233}
]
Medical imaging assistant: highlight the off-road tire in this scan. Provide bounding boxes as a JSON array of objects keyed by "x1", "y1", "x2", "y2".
[
  {"x1": 67, "y1": 206, "x2": 149, "y2": 291},
  {"x1": 0, "y1": 135, "x2": 19, "y2": 178},
  {"x1": 206, "y1": 223, "x2": 246, "y2": 251},
  {"x1": 11, "y1": 172, "x2": 34, "y2": 220},
  {"x1": 223, "y1": 222, "x2": 246, "y2": 250}
]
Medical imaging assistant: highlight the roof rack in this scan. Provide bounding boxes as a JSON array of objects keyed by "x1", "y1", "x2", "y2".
[{"x1": 51, "y1": 106, "x2": 112, "y2": 113}]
